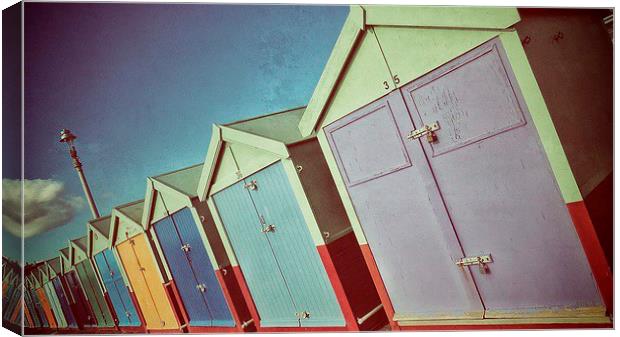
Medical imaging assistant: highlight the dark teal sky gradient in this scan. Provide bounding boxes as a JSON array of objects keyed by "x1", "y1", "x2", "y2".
[{"x1": 21, "y1": 3, "x2": 348, "y2": 263}]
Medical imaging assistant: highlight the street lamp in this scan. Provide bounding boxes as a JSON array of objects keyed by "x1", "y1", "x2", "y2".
[{"x1": 59, "y1": 129, "x2": 100, "y2": 219}]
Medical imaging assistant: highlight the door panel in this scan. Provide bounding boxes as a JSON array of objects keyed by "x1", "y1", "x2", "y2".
[
  {"x1": 31, "y1": 289, "x2": 49, "y2": 327},
  {"x1": 154, "y1": 215, "x2": 214, "y2": 327},
  {"x1": 65, "y1": 271, "x2": 96, "y2": 327},
  {"x1": 76, "y1": 261, "x2": 115, "y2": 327},
  {"x1": 213, "y1": 181, "x2": 298, "y2": 327},
  {"x1": 116, "y1": 235, "x2": 180, "y2": 330},
  {"x1": 52, "y1": 278, "x2": 77, "y2": 327},
  {"x1": 248, "y1": 163, "x2": 345, "y2": 327},
  {"x1": 44, "y1": 282, "x2": 67, "y2": 327},
  {"x1": 103, "y1": 249, "x2": 141, "y2": 326},
  {"x1": 401, "y1": 38, "x2": 602, "y2": 314},
  {"x1": 24, "y1": 291, "x2": 41, "y2": 327},
  {"x1": 173, "y1": 208, "x2": 235, "y2": 326},
  {"x1": 36, "y1": 288, "x2": 57, "y2": 328},
  {"x1": 324, "y1": 91, "x2": 485, "y2": 320},
  {"x1": 95, "y1": 250, "x2": 141, "y2": 327}
]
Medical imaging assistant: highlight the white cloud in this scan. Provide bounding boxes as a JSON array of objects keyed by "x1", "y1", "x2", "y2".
[{"x1": 2, "y1": 178, "x2": 85, "y2": 238}]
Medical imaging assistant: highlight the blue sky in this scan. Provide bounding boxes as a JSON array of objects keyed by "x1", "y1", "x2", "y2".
[{"x1": 13, "y1": 3, "x2": 348, "y2": 263}]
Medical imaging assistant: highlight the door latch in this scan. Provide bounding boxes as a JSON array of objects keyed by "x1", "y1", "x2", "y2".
[
  {"x1": 261, "y1": 224, "x2": 276, "y2": 233},
  {"x1": 181, "y1": 243, "x2": 191, "y2": 252},
  {"x1": 244, "y1": 180, "x2": 258, "y2": 190},
  {"x1": 296, "y1": 311, "x2": 310, "y2": 319},
  {"x1": 455, "y1": 254, "x2": 493, "y2": 274},
  {"x1": 196, "y1": 283, "x2": 207, "y2": 292},
  {"x1": 408, "y1": 121, "x2": 440, "y2": 143}
]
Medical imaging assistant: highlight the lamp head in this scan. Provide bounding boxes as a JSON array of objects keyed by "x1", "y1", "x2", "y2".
[{"x1": 59, "y1": 129, "x2": 77, "y2": 144}]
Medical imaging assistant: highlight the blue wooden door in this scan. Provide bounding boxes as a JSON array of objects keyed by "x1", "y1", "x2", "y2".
[
  {"x1": 25, "y1": 290, "x2": 42, "y2": 327},
  {"x1": 94, "y1": 250, "x2": 141, "y2": 326},
  {"x1": 213, "y1": 180, "x2": 299, "y2": 327},
  {"x1": 155, "y1": 215, "x2": 214, "y2": 326},
  {"x1": 248, "y1": 163, "x2": 345, "y2": 327},
  {"x1": 172, "y1": 208, "x2": 234, "y2": 327},
  {"x1": 52, "y1": 278, "x2": 77, "y2": 328}
]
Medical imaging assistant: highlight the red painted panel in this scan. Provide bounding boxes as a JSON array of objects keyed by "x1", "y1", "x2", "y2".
[
  {"x1": 583, "y1": 172, "x2": 613, "y2": 270},
  {"x1": 231, "y1": 266, "x2": 261, "y2": 329},
  {"x1": 162, "y1": 280, "x2": 187, "y2": 330},
  {"x1": 316, "y1": 244, "x2": 358, "y2": 330},
  {"x1": 567, "y1": 201, "x2": 613, "y2": 313},
  {"x1": 359, "y1": 244, "x2": 399, "y2": 330},
  {"x1": 215, "y1": 267, "x2": 254, "y2": 331},
  {"x1": 322, "y1": 232, "x2": 389, "y2": 331}
]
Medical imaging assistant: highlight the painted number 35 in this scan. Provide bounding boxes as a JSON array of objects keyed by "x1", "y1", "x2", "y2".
[{"x1": 383, "y1": 75, "x2": 401, "y2": 90}]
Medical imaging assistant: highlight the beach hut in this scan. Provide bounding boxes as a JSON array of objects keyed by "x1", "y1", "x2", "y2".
[
  {"x1": 24, "y1": 283, "x2": 42, "y2": 329},
  {"x1": 2, "y1": 267, "x2": 18, "y2": 320},
  {"x1": 2, "y1": 273, "x2": 21, "y2": 324},
  {"x1": 37, "y1": 263, "x2": 69, "y2": 329},
  {"x1": 59, "y1": 246, "x2": 97, "y2": 330},
  {"x1": 45, "y1": 257, "x2": 78, "y2": 329},
  {"x1": 196, "y1": 107, "x2": 387, "y2": 331},
  {"x1": 31, "y1": 267, "x2": 57, "y2": 329},
  {"x1": 142, "y1": 164, "x2": 254, "y2": 332},
  {"x1": 69, "y1": 236, "x2": 117, "y2": 330},
  {"x1": 297, "y1": 5, "x2": 612, "y2": 330},
  {"x1": 25, "y1": 273, "x2": 48, "y2": 330},
  {"x1": 88, "y1": 215, "x2": 145, "y2": 332},
  {"x1": 109, "y1": 200, "x2": 183, "y2": 333}
]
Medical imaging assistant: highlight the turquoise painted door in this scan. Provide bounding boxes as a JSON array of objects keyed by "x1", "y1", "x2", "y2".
[
  {"x1": 213, "y1": 179, "x2": 298, "y2": 327},
  {"x1": 94, "y1": 250, "x2": 141, "y2": 327},
  {"x1": 249, "y1": 163, "x2": 345, "y2": 327},
  {"x1": 213, "y1": 162, "x2": 344, "y2": 328}
]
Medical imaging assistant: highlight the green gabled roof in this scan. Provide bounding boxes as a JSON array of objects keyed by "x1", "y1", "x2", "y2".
[
  {"x1": 60, "y1": 247, "x2": 70, "y2": 260},
  {"x1": 152, "y1": 164, "x2": 203, "y2": 197},
  {"x1": 90, "y1": 215, "x2": 112, "y2": 239},
  {"x1": 47, "y1": 257, "x2": 62, "y2": 274},
  {"x1": 72, "y1": 236, "x2": 88, "y2": 252},
  {"x1": 225, "y1": 106, "x2": 311, "y2": 145},
  {"x1": 116, "y1": 199, "x2": 145, "y2": 224}
]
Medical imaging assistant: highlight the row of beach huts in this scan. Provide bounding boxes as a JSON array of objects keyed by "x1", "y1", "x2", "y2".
[{"x1": 9, "y1": 6, "x2": 615, "y2": 334}]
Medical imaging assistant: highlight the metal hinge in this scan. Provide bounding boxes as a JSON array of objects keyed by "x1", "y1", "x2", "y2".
[
  {"x1": 295, "y1": 311, "x2": 310, "y2": 319},
  {"x1": 196, "y1": 283, "x2": 207, "y2": 292},
  {"x1": 181, "y1": 243, "x2": 191, "y2": 252},
  {"x1": 407, "y1": 121, "x2": 440, "y2": 143},
  {"x1": 455, "y1": 254, "x2": 493, "y2": 274},
  {"x1": 244, "y1": 180, "x2": 258, "y2": 190}
]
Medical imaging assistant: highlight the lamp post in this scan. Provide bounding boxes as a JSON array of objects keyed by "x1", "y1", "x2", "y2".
[{"x1": 59, "y1": 129, "x2": 100, "y2": 219}]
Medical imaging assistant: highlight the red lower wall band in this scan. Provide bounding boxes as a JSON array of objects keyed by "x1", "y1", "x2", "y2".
[{"x1": 567, "y1": 201, "x2": 613, "y2": 313}]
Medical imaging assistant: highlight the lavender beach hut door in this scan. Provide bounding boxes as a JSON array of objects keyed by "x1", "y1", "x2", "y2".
[
  {"x1": 325, "y1": 38, "x2": 602, "y2": 321},
  {"x1": 325, "y1": 91, "x2": 484, "y2": 320},
  {"x1": 398, "y1": 38, "x2": 601, "y2": 315}
]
